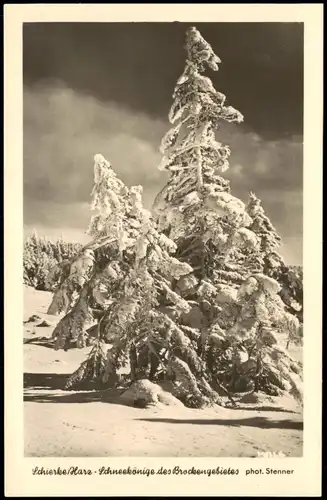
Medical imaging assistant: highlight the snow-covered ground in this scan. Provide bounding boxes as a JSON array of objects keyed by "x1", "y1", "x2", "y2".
[{"x1": 23, "y1": 285, "x2": 303, "y2": 457}]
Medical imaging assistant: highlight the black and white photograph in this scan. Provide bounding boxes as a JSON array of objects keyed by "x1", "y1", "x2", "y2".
[
  {"x1": 22, "y1": 19, "x2": 305, "y2": 457},
  {"x1": 4, "y1": 4, "x2": 323, "y2": 497}
]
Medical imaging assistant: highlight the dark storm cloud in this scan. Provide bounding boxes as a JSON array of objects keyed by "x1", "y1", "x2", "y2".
[
  {"x1": 23, "y1": 22, "x2": 303, "y2": 264},
  {"x1": 23, "y1": 83, "x2": 166, "y2": 206},
  {"x1": 23, "y1": 22, "x2": 303, "y2": 139}
]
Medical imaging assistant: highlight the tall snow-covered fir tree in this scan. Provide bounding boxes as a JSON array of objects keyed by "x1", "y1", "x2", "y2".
[
  {"x1": 153, "y1": 27, "x2": 303, "y2": 400},
  {"x1": 153, "y1": 26, "x2": 261, "y2": 287}
]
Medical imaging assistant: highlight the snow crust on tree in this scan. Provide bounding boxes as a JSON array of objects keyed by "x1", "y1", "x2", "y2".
[
  {"x1": 245, "y1": 191, "x2": 303, "y2": 323},
  {"x1": 152, "y1": 27, "x2": 261, "y2": 288},
  {"x1": 201, "y1": 272, "x2": 302, "y2": 399},
  {"x1": 154, "y1": 27, "x2": 244, "y2": 247},
  {"x1": 246, "y1": 191, "x2": 282, "y2": 257},
  {"x1": 52, "y1": 154, "x2": 195, "y2": 350}
]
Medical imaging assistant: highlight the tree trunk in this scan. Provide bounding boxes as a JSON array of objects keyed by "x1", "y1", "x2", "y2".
[
  {"x1": 149, "y1": 352, "x2": 160, "y2": 381},
  {"x1": 254, "y1": 355, "x2": 261, "y2": 392},
  {"x1": 130, "y1": 343, "x2": 138, "y2": 382},
  {"x1": 230, "y1": 361, "x2": 238, "y2": 392}
]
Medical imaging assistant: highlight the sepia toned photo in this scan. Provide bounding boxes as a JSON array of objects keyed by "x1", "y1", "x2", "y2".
[
  {"x1": 5, "y1": 4, "x2": 323, "y2": 498},
  {"x1": 23, "y1": 20, "x2": 304, "y2": 458}
]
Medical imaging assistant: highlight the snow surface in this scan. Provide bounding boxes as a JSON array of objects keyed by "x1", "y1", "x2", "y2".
[{"x1": 24, "y1": 286, "x2": 302, "y2": 457}]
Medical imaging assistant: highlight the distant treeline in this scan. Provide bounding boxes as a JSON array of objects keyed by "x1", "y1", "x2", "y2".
[{"x1": 23, "y1": 233, "x2": 83, "y2": 291}]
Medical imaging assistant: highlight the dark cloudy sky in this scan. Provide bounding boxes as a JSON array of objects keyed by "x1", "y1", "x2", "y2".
[{"x1": 23, "y1": 22, "x2": 303, "y2": 264}]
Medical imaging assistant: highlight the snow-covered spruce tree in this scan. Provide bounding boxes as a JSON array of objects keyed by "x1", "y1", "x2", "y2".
[
  {"x1": 49, "y1": 153, "x2": 146, "y2": 344},
  {"x1": 153, "y1": 27, "x2": 261, "y2": 287},
  {"x1": 277, "y1": 264, "x2": 303, "y2": 325},
  {"x1": 52, "y1": 154, "x2": 227, "y2": 408},
  {"x1": 245, "y1": 191, "x2": 283, "y2": 276},
  {"x1": 153, "y1": 27, "x2": 302, "y2": 399},
  {"x1": 246, "y1": 191, "x2": 303, "y2": 326},
  {"x1": 205, "y1": 273, "x2": 302, "y2": 399}
]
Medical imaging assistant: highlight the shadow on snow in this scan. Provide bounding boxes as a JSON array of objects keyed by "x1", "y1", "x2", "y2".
[
  {"x1": 23, "y1": 337, "x2": 55, "y2": 349},
  {"x1": 24, "y1": 373, "x2": 302, "y2": 427},
  {"x1": 137, "y1": 417, "x2": 303, "y2": 431},
  {"x1": 24, "y1": 372, "x2": 127, "y2": 406}
]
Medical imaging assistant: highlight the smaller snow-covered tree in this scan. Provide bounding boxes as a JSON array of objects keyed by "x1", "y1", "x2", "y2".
[
  {"x1": 277, "y1": 264, "x2": 303, "y2": 324},
  {"x1": 49, "y1": 154, "x2": 149, "y2": 345},
  {"x1": 246, "y1": 191, "x2": 282, "y2": 273},
  {"x1": 52, "y1": 154, "x2": 226, "y2": 408},
  {"x1": 246, "y1": 192, "x2": 303, "y2": 324},
  {"x1": 201, "y1": 273, "x2": 302, "y2": 400}
]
